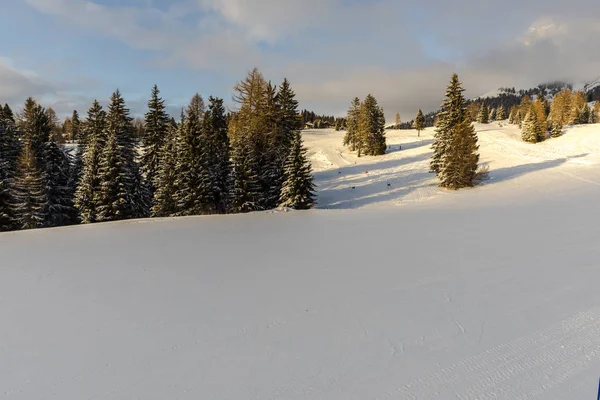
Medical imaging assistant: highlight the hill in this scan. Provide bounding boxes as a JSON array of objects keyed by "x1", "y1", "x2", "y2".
[{"x1": 3, "y1": 123, "x2": 600, "y2": 399}]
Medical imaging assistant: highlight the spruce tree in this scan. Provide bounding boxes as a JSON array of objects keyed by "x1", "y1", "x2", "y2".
[
  {"x1": 229, "y1": 138, "x2": 261, "y2": 213},
  {"x1": 173, "y1": 93, "x2": 213, "y2": 216},
  {"x1": 0, "y1": 123, "x2": 17, "y2": 231},
  {"x1": 496, "y1": 105, "x2": 507, "y2": 120},
  {"x1": 395, "y1": 112, "x2": 401, "y2": 128},
  {"x1": 356, "y1": 94, "x2": 386, "y2": 156},
  {"x1": 521, "y1": 107, "x2": 541, "y2": 143},
  {"x1": 18, "y1": 98, "x2": 50, "y2": 161},
  {"x1": 489, "y1": 107, "x2": 496, "y2": 122},
  {"x1": 550, "y1": 122, "x2": 563, "y2": 138},
  {"x1": 41, "y1": 138, "x2": 76, "y2": 227},
  {"x1": 438, "y1": 119, "x2": 479, "y2": 189},
  {"x1": 581, "y1": 103, "x2": 591, "y2": 125},
  {"x1": 151, "y1": 122, "x2": 180, "y2": 217},
  {"x1": 71, "y1": 110, "x2": 81, "y2": 143},
  {"x1": 12, "y1": 142, "x2": 45, "y2": 230},
  {"x1": 279, "y1": 131, "x2": 316, "y2": 209},
  {"x1": 477, "y1": 102, "x2": 489, "y2": 123},
  {"x1": 74, "y1": 100, "x2": 106, "y2": 223},
  {"x1": 202, "y1": 96, "x2": 231, "y2": 213},
  {"x1": 343, "y1": 97, "x2": 360, "y2": 151},
  {"x1": 431, "y1": 74, "x2": 467, "y2": 174},
  {"x1": 95, "y1": 90, "x2": 146, "y2": 222},
  {"x1": 142, "y1": 85, "x2": 170, "y2": 199},
  {"x1": 413, "y1": 109, "x2": 425, "y2": 137}
]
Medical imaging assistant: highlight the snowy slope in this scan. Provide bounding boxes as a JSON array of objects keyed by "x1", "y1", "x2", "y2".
[{"x1": 3, "y1": 123, "x2": 600, "y2": 399}]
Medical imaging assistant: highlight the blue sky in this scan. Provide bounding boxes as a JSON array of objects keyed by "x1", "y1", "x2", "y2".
[{"x1": 2, "y1": 0, "x2": 600, "y2": 121}]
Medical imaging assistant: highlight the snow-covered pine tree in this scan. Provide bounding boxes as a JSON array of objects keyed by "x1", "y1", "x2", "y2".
[
  {"x1": 74, "y1": 100, "x2": 106, "y2": 223},
  {"x1": 0, "y1": 123, "x2": 17, "y2": 231},
  {"x1": 413, "y1": 109, "x2": 425, "y2": 137},
  {"x1": 173, "y1": 93, "x2": 213, "y2": 216},
  {"x1": 151, "y1": 121, "x2": 180, "y2": 217},
  {"x1": 489, "y1": 107, "x2": 496, "y2": 122},
  {"x1": 438, "y1": 119, "x2": 479, "y2": 189},
  {"x1": 259, "y1": 82, "x2": 283, "y2": 210},
  {"x1": 477, "y1": 102, "x2": 489, "y2": 123},
  {"x1": 430, "y1": 73, "x2": 467, "y2": 174},
  {"x1": 95, "y1": 90, "x2": 146, "y2": 222},
  {"x1": 521, "y1": 107, "x2": 541, "y2": 143},
  {"x1": 202, "y1": 96, "x2": 231, "y2": 213},
  {"x1": 276, "y1": 78, "x2": 303, "y2": 157},
  {"x1": 17, "y1": 98, "x2": 51, "y2": 162},
  {"x1": 12, "y1": 141, "x2": 45, "y2": 230},
  {"x1": 229, "y1": 139, "x2": 261, "y2": 213},
  {"x1": 343, "y1": 97, "x2": 360, "y2": 151},
  {"x1": 142, "y1": 85, "x2": 170, "y2": 198},
  {"x1": 496, "y1": 105, "x2": 507, "y2": 121},
  {"x1": 357, "y1": 94, "x2": 386, "y2": 156},
  {"x1": 279, "y1": 131, "x2": 316, "y2": 209},
  {"x1": 41, "y1": 137, "x2": 76, "y2": 227}
]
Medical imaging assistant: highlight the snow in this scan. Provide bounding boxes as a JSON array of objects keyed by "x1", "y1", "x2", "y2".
[{"x1": 3, "y1": 122, "x2": 600, "y2": 399}]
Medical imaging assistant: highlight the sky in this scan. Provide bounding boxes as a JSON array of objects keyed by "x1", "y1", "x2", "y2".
[{"x1": 2, "y1": 0, "x2": 600, "y2": 122}]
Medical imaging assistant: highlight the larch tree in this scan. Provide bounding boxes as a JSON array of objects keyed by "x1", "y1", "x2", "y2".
[
  {"x1": 279, "y1": 131, "x2": 316, "y2": 209},
  {"x1": 395, "y1": 112, "x2": 401, "y2": 128},
  {"x1": 413, "y1": 109, "x2": 425, "y2": 137}
]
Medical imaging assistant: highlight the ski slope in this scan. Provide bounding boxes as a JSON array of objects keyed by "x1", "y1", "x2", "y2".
[{"x1": 3, "y1": 122, "x2": 600, "y2": 399}]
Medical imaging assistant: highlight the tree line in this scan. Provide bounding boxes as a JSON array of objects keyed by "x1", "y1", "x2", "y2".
[{"x1": 0, "y1": 68, "x2": 316, "y2": 232}]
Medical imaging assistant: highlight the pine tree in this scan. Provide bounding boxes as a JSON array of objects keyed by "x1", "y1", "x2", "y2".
[
  {"x1": 438, "y1": 119, "x2": 479, "y2": 189},
  {"x1": 431, "y1": 74, "x2": 467, "y2": 174},
  {"x1": 356, "y1": 94, "x2": 386, "y2": 156},
  {"x1": 592, "y1": 101, "x2": 600, "y2": 124},
  {"x1": 95, "y1": 90, "x2": 146, "y2": 222},
  {"x1": 395, "y1": 112, "x2": 401, "y2": 128},
  {"x1": 142, "y1": 85, "x2": 170, "y2": 199},
  {"x1": 74, "y1": 100, "x2": 106, "y2": 223},
  {"x1": 343, "y1": 97, "x2": 360, "y2": 151},
  {"x1": 279, "y1": 131, "x2": 316, "y2": 209},
  {"x1": 489, "y1": 107, "x2": 496, "y2": 121},
  {"x1": 477, "y1": 102, "x2": 489, "y2": 123},
  {"x1": 46, "y1": 107, "x2": 64, "y2": 144},
  {"x1": 202, "y1": 96, "x2": 231, "y2": 213},
  {"x1": 413, "y1": 109, "x2": 425, "y2": 137},
  {"x1": 12, "y1": 142, "x2": 45, "y2": 230},
  {"x1": 17, "y1": 98, "x2": 51, "y2": 161},
  {"x1": 496, "y1": 105, "x2": 507, "y2": 120},
  {"x1": 521, "y1": 107, "x2": 541, "y2": 143}
]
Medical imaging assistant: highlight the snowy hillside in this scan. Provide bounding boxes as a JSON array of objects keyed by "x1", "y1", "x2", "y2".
[{"x1": 3, "y1": 123, "x2": 600, "y2": 399}]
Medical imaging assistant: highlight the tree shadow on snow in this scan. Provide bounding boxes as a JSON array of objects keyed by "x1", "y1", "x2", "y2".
[
  {"x1": 483, "y1": 154, "x2": 588, "y2": 185},
  {"x1": 314, "y1": 152, "x2": 437, "y2": 209},
  {"x1": 385, "y1": 138, "x2": 434, "y2": 154}
]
